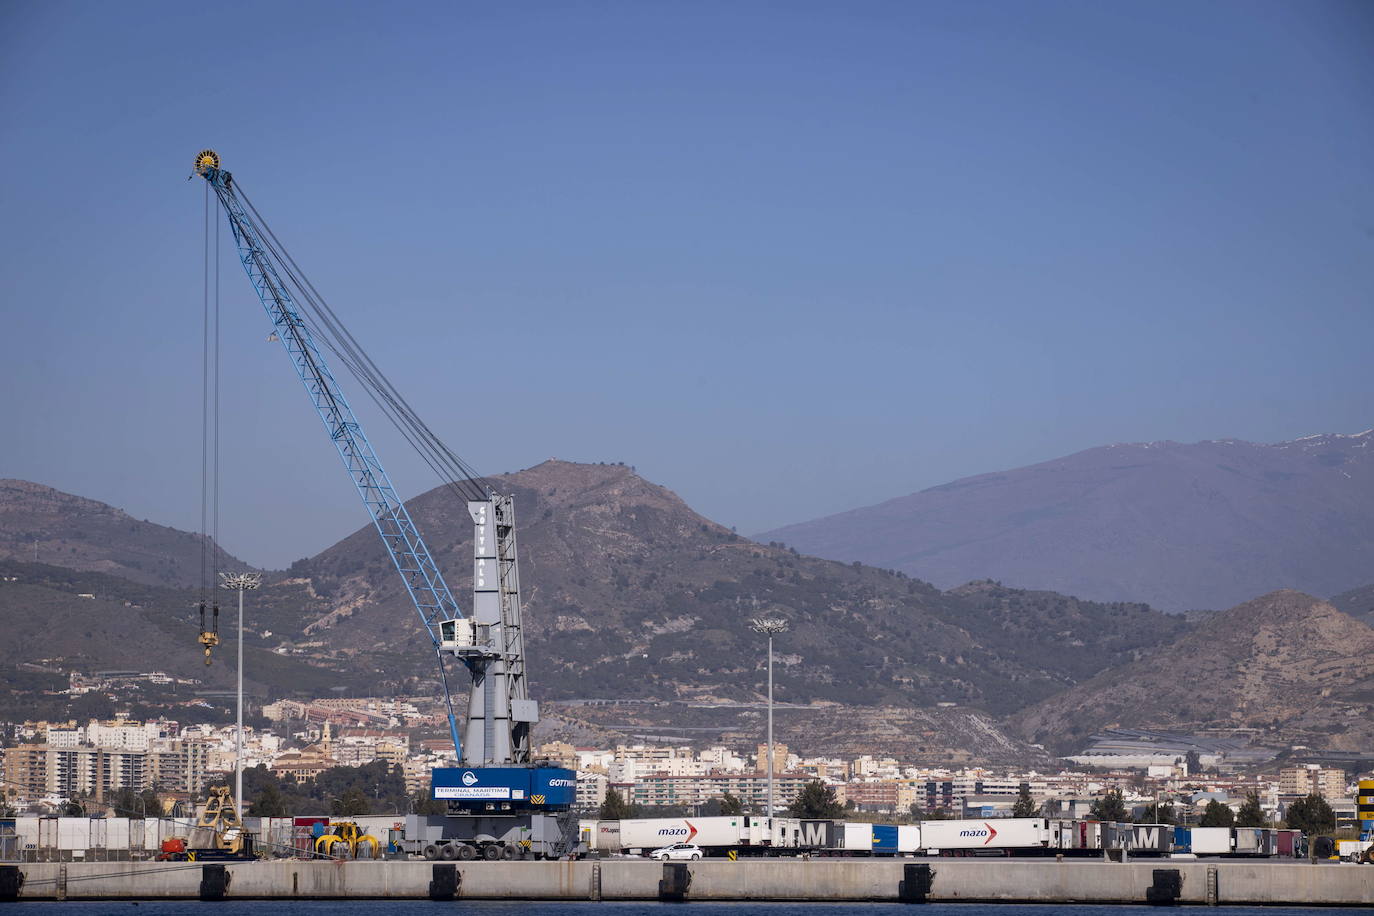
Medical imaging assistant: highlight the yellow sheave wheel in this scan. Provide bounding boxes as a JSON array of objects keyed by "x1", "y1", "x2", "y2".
[{"x1": 195, "y1": 149, "x2": 220, "y2": 175}]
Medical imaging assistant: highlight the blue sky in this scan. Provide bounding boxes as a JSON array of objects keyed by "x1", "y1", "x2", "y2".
[{"x1": 2, "y1": 0, "x2": 1371, "y2": 568}]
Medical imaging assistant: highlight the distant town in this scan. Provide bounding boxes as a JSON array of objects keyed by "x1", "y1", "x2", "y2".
[{"x1": 2, "y1": 682, "x2": 1365, "y2": 835}]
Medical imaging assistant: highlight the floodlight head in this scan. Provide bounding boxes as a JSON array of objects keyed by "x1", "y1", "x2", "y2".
[
  {"x1": 749, "y1": 617, "x2": 789, "y2": 635},
  {"x1": 219, "y1": 572, "x2": 262, "y2": 591}
]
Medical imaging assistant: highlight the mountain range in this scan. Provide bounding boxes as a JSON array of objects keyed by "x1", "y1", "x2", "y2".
[
  {"x1": 4, "y1": 455, "x2": 1373, "y2": 763},
  {"x1": 759, "y1": 431, "x2": 1374, "y2": 613}
]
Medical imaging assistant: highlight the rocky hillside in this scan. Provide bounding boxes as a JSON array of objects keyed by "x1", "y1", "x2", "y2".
[
  {"x1": 0, "y1": 466, "x2": 1189, "y2": 762},
  {"x1": 1011, "y1": 590, "x2": 1374, "y2": 755},
  {"x1": 282, "y1": 460, "x2": 1186, "y2": 716},
  {"x1": 759, "y1": 431, "x2": 1374, "y2": 612},
  {"x1": 0, "y1": 559, "x2": 361, "y2": 723},
  {"x1": 0, "y1": 479, "x2": 248, "y2": 589}
]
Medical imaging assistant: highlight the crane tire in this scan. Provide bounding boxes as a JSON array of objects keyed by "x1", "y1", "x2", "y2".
[
  {"x1": 439, "y1": 844, "x2": 459, "y2": 861},
  {"x1": 456, "y1": 843, "x2": 477, "y2": 861},
  {"x1": 482, "y1": 844, "x2": 501, "y2": 861},
  {"x1": 500, "y1": 844, "x2": 517, "y2": 860},
  {"x1": 423, "y1": 844, "x2": 440, "y2": 861}
]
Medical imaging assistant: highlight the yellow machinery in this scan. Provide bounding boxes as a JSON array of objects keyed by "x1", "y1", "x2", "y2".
[
  {"x1": 170, "y1": 785, "x2": 254, "y2": 859},
  {"x1": 315, "y1": 821, "x2": 381, "y2": 859}
]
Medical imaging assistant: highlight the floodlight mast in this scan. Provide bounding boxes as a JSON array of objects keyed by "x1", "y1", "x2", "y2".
[
  {"x1": 750, "y1": 616, "x2": 789, "y2": 817},
  {"x1": 219, "y1": 572, "x2": 261, "y2": 818}
]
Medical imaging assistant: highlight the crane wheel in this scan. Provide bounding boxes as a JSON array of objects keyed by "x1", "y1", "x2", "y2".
[
  {"x1": 195, "y1": 150, "x2": 220, "y2": 175},
  {"x1": 439, "y1": 843, "x2": 459, "y2": 861},
  {"x1": 456, "y1": 844, "x2": 476, "y2": 861},
  {"x1": 500, "y1": 844, "x2": 517, "y2": 860},
  {"x1": 481, "y1": 844, "x2": 501, "y2": 861},
  {"x1": 423, "y1": 844, "x2": 440, "y2": 860}
]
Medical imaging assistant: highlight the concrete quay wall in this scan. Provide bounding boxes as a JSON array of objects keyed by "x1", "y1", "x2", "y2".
[{"x1": 5, "y1": 859, "x2": 1373, "y2": 905}]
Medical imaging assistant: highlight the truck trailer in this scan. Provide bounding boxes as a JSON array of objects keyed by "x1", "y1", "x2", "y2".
[{"x1": 920, "y1": 818, "x2": 1051, "y2": 855}]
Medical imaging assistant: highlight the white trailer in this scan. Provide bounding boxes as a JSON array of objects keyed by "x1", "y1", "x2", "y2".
[
  {"x1": 838, "y1": 822, "x2": 872, "y2": 852},
  {"x1": 1186, "y1": 827, "x2": 1234, "y2": 855},
  {"x1": 898, "y1": 825, "x2": 922, "y2": 854},
  {"x1": 920, "y1": 818, "x2": 1050, "y2": 854},
  {"x1": 613, "y1": 817, "x2": 747, "y2": 852}
]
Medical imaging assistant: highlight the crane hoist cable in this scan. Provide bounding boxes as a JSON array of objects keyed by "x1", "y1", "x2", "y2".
[
  {"x1": 232, "y1": 185, "x2": 492, "y2": 505},
  {"x1": 198, "y1": 181, "x2": 222, "y2": 664}
]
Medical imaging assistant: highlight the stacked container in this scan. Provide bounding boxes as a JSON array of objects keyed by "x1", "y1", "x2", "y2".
[{"x1": 1358, "y1": 778, "x2": 1374, "y2": 842}]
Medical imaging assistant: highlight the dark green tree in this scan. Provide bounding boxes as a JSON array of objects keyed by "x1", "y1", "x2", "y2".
[
  {"x1": 1184, "y1": 750, "x2": 1201, "y2": 774},
  {"x1": 599, "y1": 787, "x2": 633, "y2": 820},
  {"x1": 1089, "y1": 789, "x2": 1128, "y2": 822},
  {"x1": 331, "y1": 787, "x2": 370, "y2": 816},
  {"x1": 1135, "y1": 802, "x2": 1177, "y2": 824},
  {"x1": 1012, "y1": 785, "x2": 1038, "y2": 818},
  {"x1": 1284, "y1": 794, "x2": 1334, "y2": 835},
  {"x1": 61, "y1": 794, "x2": 87, "y2": 817},
  {"x1": 1236, "y1": 791, "x2": 1266, "y2": 828},
  {"x1": 787, "y1": 781, "x2": 845, "y2": 819},
  {"x1": 248, "y1": 781, "x2": 289, "y2": 817},
  {"x1": 411, "y1": 790, "x2": 446, "y2": 816},
  {"x1": 719, "y1": 792, "x2": 744, "y2": 816},
  {"x1": 1199, "y1": 799, "x2": 1235, "y2": 827}
]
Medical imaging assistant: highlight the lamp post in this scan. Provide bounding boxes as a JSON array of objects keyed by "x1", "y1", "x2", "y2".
[
  {"x1": 749, "y1": 616, "x2": 789, "y2": 817},
  {"x1": 220, "y1": 572, "x2": 261, "y2": 819}
]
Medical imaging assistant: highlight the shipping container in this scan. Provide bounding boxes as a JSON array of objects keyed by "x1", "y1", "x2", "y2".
[
  {"x1": 611, "y1": 817, "x2": 746, "y2": 851},
  {"x1": 1184, "y1": 826, "x2": 1233, "y2": 855},
  {"x1": 1276, "y1": 829, "x2": 1302, "y2": 858},
  {"x1": 1048, "y1": 819, "x2": 1076, "y2": 850},
  {"x1": 739, "y1": 815, "x2": 769, "y2": 847},
  {"x1": 797, "y1": 819, "x2": 835, "y2": 849},
  {"x1": 870, "y1": 824, "x2": 898, "y2": 855},
  {"x1": 589, "y1": 819, "x2": 620, "y2": 852},
  {"x1": 919, "y1": 818, "x2": 1049, "y2": 853},
  {"x1": 838, "y1": 822, "x2": 873, "y2": 852},
  {"x1": 1118, "y1": 823, "x2": 1172, "y2": 855},
  {"x1": 769, "y1": 817, "x2": 803, "y2": 848},
  {"x1": 0, "y1": 819, "x2": 15, "y2": 863},
  {"x1": 57, "y1": 818, "x2": 90, "y2": 852},
  {"x1": 1233, "y1": 828, "x2": 1276, "y2": 856}
]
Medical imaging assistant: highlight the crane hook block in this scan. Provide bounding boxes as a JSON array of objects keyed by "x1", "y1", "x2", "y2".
[{"x1": 194, "y1": 150, "x2": 220, "y2": 176}]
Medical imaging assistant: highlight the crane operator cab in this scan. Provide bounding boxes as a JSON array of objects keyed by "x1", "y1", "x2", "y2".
[{"x1": 439, "y1": 617, "x2": 477, "y2": 653}]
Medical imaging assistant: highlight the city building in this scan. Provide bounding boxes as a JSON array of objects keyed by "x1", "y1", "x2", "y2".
[{"x1": 1279, "y1": 765, "x2": 1347, "y2": 799}]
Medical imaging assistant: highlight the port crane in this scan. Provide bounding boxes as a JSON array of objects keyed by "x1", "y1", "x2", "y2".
[{"x1": 194, "y1": 150, "x2": 576, "y2": 858}]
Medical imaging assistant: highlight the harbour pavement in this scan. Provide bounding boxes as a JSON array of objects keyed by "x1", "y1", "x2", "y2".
[{"x1": 3, "y1": 858, "x2": 1373, "y2": 906}]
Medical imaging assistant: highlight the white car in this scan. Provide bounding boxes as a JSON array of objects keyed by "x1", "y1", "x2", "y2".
[{"x1": 650, "y1": 842, "x2": 703, "y2": 861}]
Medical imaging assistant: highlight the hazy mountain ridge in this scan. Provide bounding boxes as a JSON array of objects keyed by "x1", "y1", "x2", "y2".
[
  {"x1": 1330, "y1": 582, "x2": 1374, "y2": 628},
  {"x1": 759, "y1": 431, "x2": 1374, "y2": 612}
]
